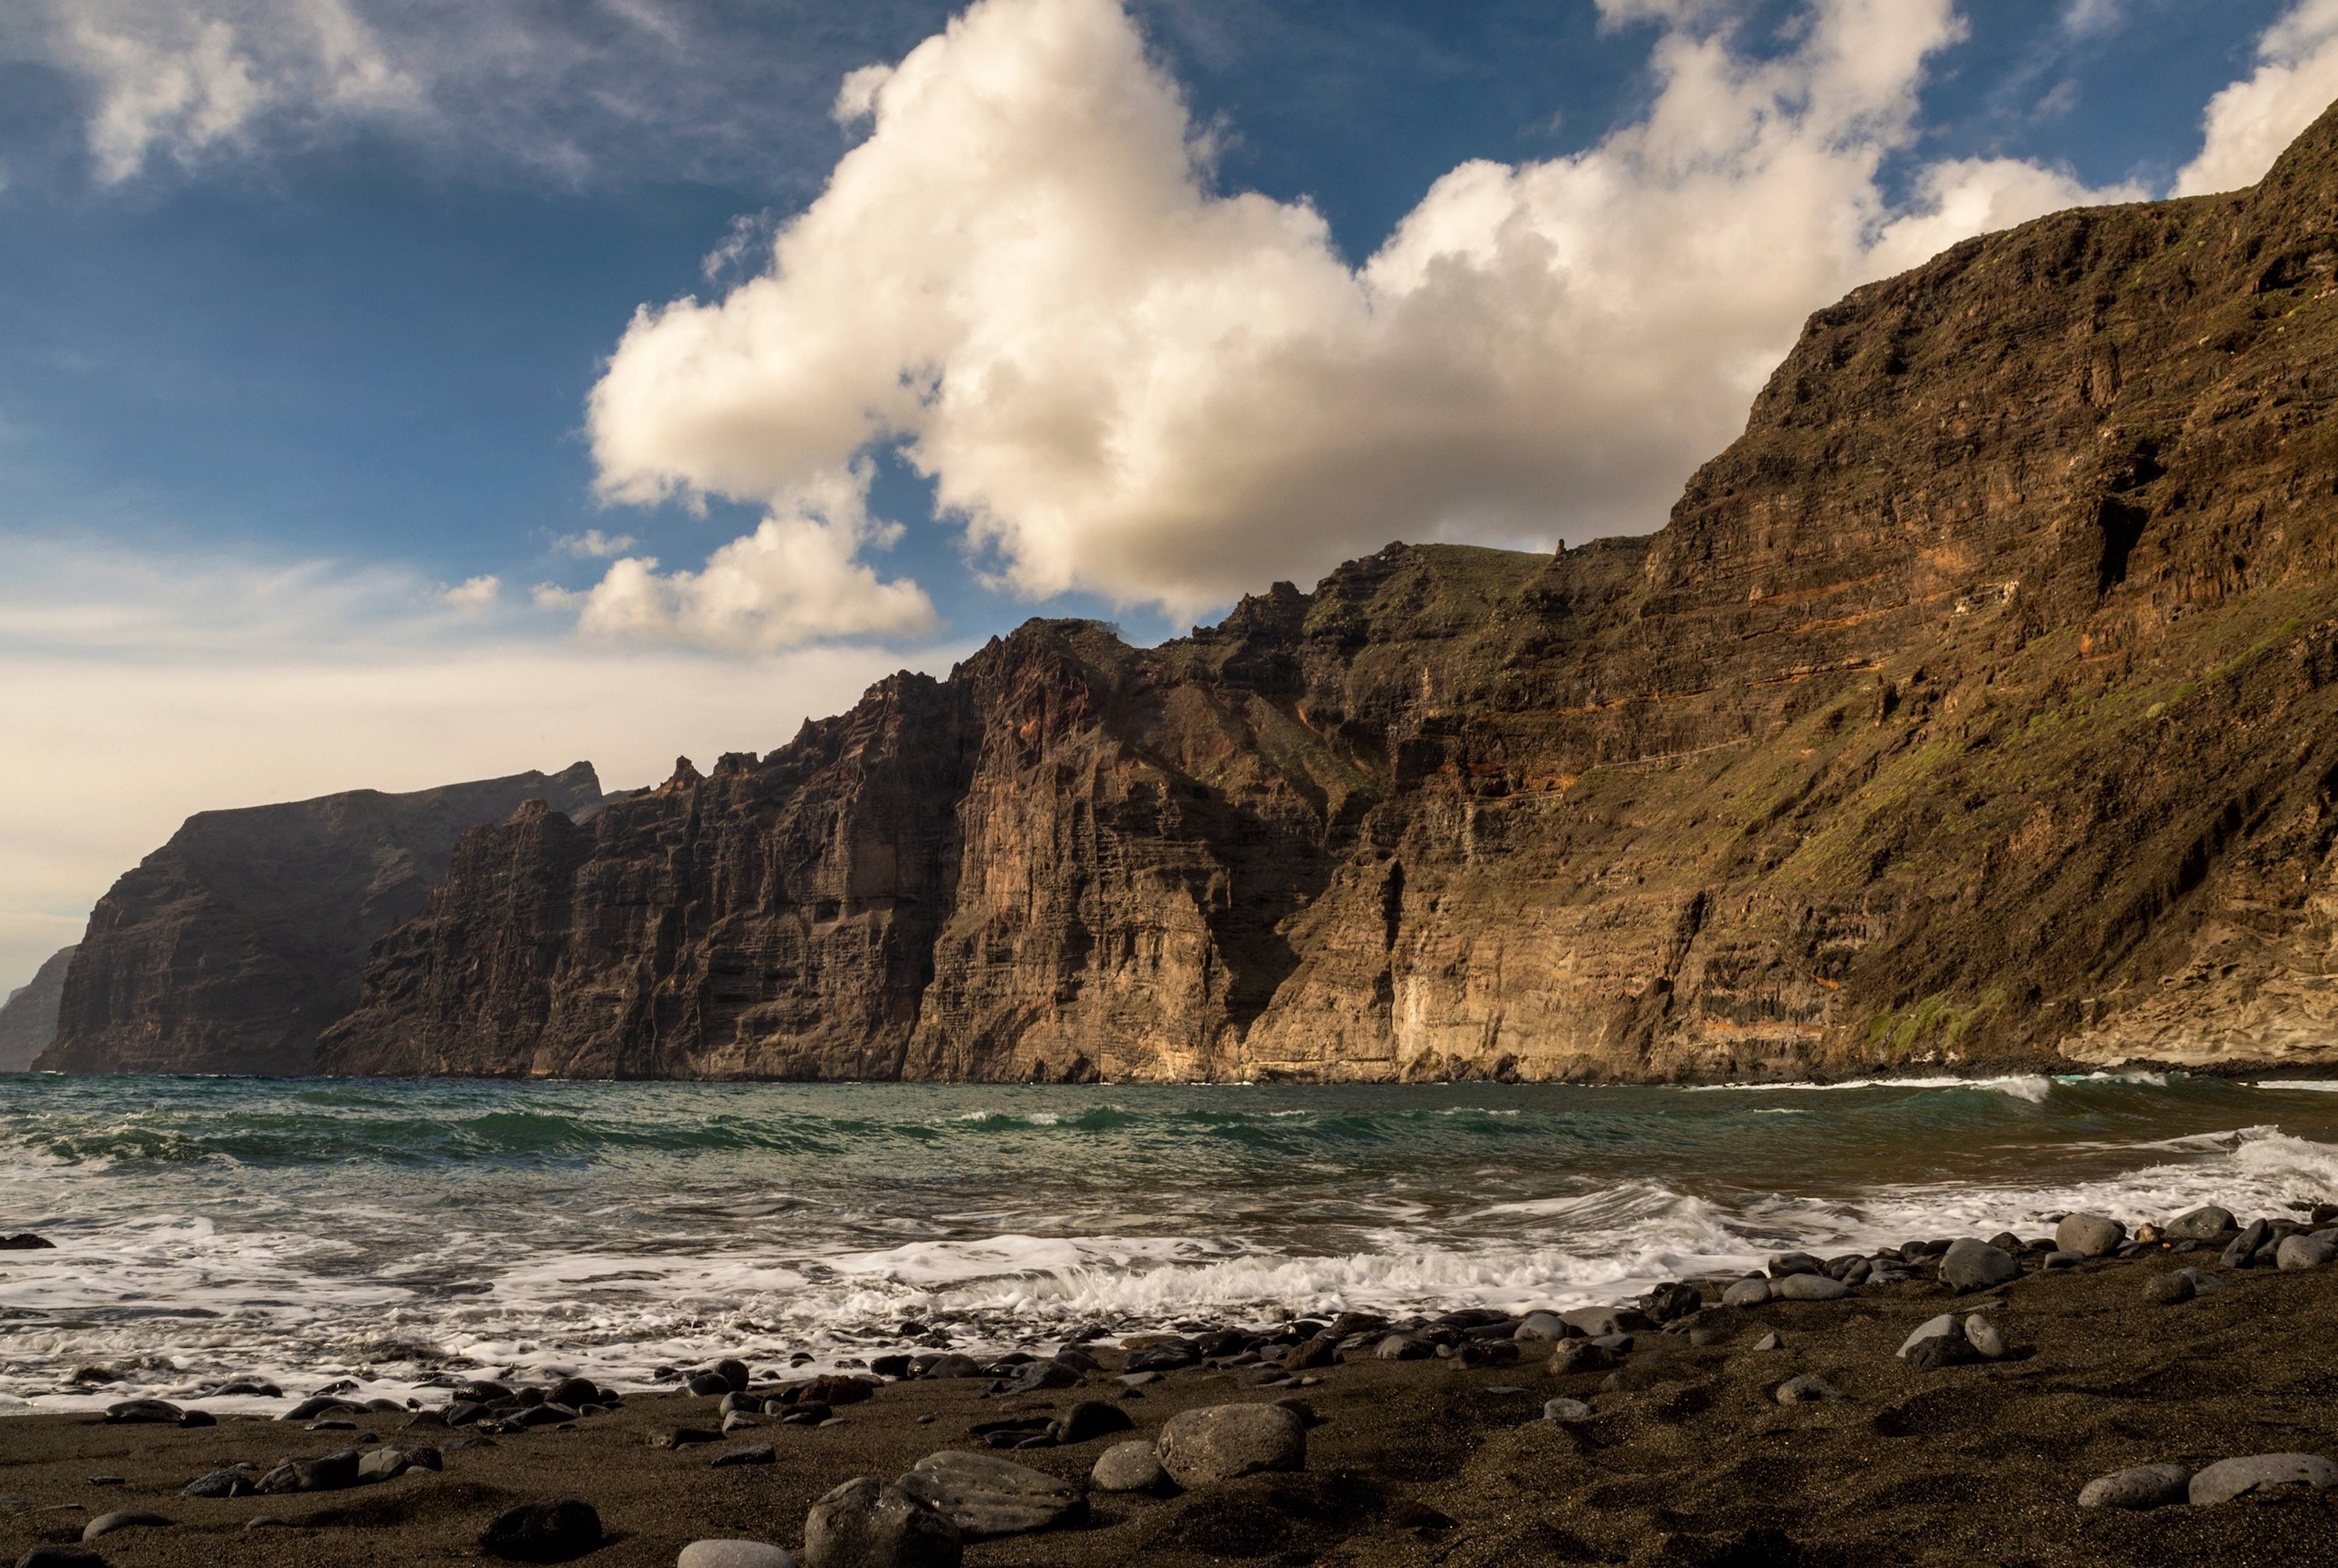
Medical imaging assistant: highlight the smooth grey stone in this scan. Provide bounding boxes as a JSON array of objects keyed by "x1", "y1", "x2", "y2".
[
  {"x1": 2042, "y1": 1250, "x2": 2084, "y2": 1270},
  {"x1": 1963, "y1": 1315, "x2": 2007, "y2": 1360},
  {"x1": 722, "y1": 1412, "x2": 758, "y2": 1433},
  {"x1": 1721, "y1": 1277, "x2": 1772, "y2": 1307},
  {"x1": 100, "y1": 1399, "x2": 181, "y2": 1425},
  {"x1": 2078, "y1": 1463, "x2": 2191, "y2": 1510},
  {"x1": 1752, "y1": 1331, "x2": 1782, "y2": 1352},
  {"x1": 1772, "y1": 1273, "x2": 1849, "y2": 1301},
  {"x1": 678, "y1": 1543, "x2": 797, "y2": 1568},
  {"x1": 1897, "y1": 1315, "x2": 1964, "y2": 1359},
  {"x1": 897, "y1": 1452, "x2": 1084, "y2": 1541},
  {"x1": 1090, "y1": 1440, "x2": 1167, "y2": 1493},
  {"x1": 712, "y1": 1444, "x2": 776, "y2": 1469},
  {"x1": 2055, "y1": 1214, "x2": 2126, "y2": 1258},
  {"x1": 2222, "y1": 1219, "x2": 2272, "y2": 1269},
  {"x1": 257, "y1": 1451, "x2": 360, "y2": 1494},
  {"x1": 355, "y1": 1445, "x2": 439, "y2": 1483},
  {"x1": 2188, "y1": 1453, "x2": 2338, "y2": 1506},
  {"x1": 1938, "y1": 1239, "x2": 2020, "y2": 1293},
  {"x1": 1156, "y1": 1403, "x2": 1307, "y2": 1487},
  {"x1": 280, "y1": 1395, "x2": 367, "y2": 1422},
  {"x1": 1767, "y1": 1251, "x2": 1824, "y2": 1278},
  {"x1": 2276, "y1": 1234, "x2": 2335, "y2": 1270},
  {"x1": 1774, "y1": 1374, "x2": 1842, "y2": 1405},
  {"x1": 182, "y1": 1469, "x2": 253, "y2": 1499},
  {"x1": 1542, "y1": 1398, "x2": 1595, "y2": 1424},
  {"x1": 686, "y1": 1373, "x2": 733, "y2": 1396},
  {"x1": 803, "y1": 1477, "x2": 961, "y2": 1568},
  {"x1": 2165, "y1": 1205, "x2": 2233, "y2": 1242},
  {"x1": 1513, "y1": 1312, "x2": 1570, "y2": 1342},
  {"x1": 83, "y1": 1510, "x2": 171, "y2": 1541},
  {"x1": 2143, "y1": 1270, "x2": 2195, "y2": 1305},
  {"x1": 1557, "y1": 1306, "x2": 1640, "y2": 1339},
  {"x1": 2180, "y1": 1267, "x2": 2227, "y2": 1293},
  {"x1": 1055, "y1": 1401, "x2": 1131, "y2": 1446}
]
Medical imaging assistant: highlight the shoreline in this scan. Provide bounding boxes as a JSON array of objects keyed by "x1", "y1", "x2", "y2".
[{"x1": 4, "y1": 1200, "x2": 2335, "y2": 1564}]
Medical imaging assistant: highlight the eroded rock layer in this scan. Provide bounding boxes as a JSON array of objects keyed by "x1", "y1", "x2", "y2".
[
  {"x1": 41, "y1": 765, "x2": 603, "y2": 1076},
  {"x1": 319, "y1": 109, "x2": 2338, "y2": 1083},
  {"x1": 0, "y1": 945, "x2": 75, "y2": 1072}
]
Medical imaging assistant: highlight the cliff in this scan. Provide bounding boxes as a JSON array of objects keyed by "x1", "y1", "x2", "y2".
[
  {"x1": 39, "y1": 765, "x2": 603, "y2": 1076},
  {"x1": 0, "y1": 945, "x2": 75, "y2": 1071},
  {"x1": 315, "y1": 105, "x2": 2338, "y2": 1083}
]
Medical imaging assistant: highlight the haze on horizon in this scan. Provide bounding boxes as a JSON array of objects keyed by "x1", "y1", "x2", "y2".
[{"x1": 4, "y1": 0, "x2": 2338, "y2": 995}]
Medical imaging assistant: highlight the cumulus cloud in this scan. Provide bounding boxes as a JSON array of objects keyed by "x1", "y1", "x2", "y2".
[
  {"x1": 585, "y1": 0, "x2": 2142, "y2": 623},
  {"x1": 0, "y1": 534, "x2": 964, "y2": 996},
  {"x1": 541, "y1": 474, "x2": 937, "y2": 651},
  {"x1": 2177, "y1": 0, "x2": 2338, "y2": 195},
  {"x1": 552, "y1": 529, "x2": 636, "y2": 559}
]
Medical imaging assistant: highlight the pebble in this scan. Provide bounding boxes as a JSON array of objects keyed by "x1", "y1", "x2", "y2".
[
  {"x1": 1542, "y1": 1398, "x2": 1595, "y2": 1424},
  {"x1": 1721, "y1": 1277, "x2": 1772, "y2": 1307},
  {"x1": 677, "y1": 1544, "x2": 798, "y2": 1568},
  {"x1": 1937, "y1": 1239, "x2": 2020, "y2": 1293},
  {"x1": 1156, "y1": 1402, "x2": 1308, "y2": 1487},
  {"x1": 2188, "y1": 1453, "x2": 2338, "y2": 1506},
  {"x1": 1548, "y1": 1340, "x2": 1615, "y2": 1375},
  {"x1": 2165, "y1": 1205, "x2": 2233, "y2": 1241},
  {"x1": 802, "y1": 1477, "x2": 962, "y2": 1568},
  {"x1": 1767, "y1": 1251, "x2": 1824, "y2": 1278},
  {"x1": 897, "y1": 1452, "x2": 1085, "y2": 1541},
  {"x1": 1752, "y1": 1332, "x2": 1782, "y2": 1352},
  {"x1": 82, "y1": 1511, "x2": 170, "y2": 1542},
  {"x1": 712, "y1": 1445, "x2": 776, "y2": 1469},
  {"x1": 1513, "y1": 1312, "x2": 1571, "y2": 1342},
  {"x1": 2054, "y1": 1213, "x2": 2126, "y2": 1258},
  {"x1": 2041, "y1": 1250, "x2": 2083, "y2": 1270},
  {"x1": 1773, "y1": 1375, "x2": 1842, "y2": 1405},
  {"x1": 1962, "y1": 1315, "x2": 2007, "y2": 1360},
  {"x1": 1375, "y1": 1335, "x2": 1431, "y2": 1360},
  {"x1": 2077, "y1": 1463, "x2": 2191, "y2": 1510},
  {"x1": 1055, "y1": 1401, "x2": 1132, "y2": 1445},
  {"x1": 1771, "y1": 1273, "x2": 1850, "y2": 1301},
  {"x1": 723, "y1": 1413, "x2": 758, "y2": 1433},
  {"x1": 2143, "y1": 1270, "x2": 2195, "y2": 1305},
  {"x1": 655, "y1": 1428, "x2": 723, "y2": 1449},
  {"x1": 182, "y1": 1469, "x2": 254, "y2": 1499},
  {"x1": 480, "y1": 1498, "x2": 603, "y2": 1563},
  {"x1": 1091, "y1": 1440, "x2": 1168, "y2": 1493}
]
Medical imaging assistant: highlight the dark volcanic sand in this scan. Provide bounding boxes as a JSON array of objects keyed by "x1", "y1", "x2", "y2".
[{"x1": 3, "y1": 1249, "x2": 2334, "y2": 1567}]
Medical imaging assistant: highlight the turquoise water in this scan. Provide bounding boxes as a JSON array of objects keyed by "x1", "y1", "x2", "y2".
[{"x1": 1, "y1": 1071, "x2": 2335, "y2": 1412}]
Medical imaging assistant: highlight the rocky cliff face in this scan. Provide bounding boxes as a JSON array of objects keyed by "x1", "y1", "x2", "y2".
[
  {"x1": 0, "y1": 945, "x2": 75, "y2": 1071},
  {"x1": 315, "y1": 105, "x2": 2338, "y2": 1083},
  {"x1": 40, "y1": 765, "x2": 603, "y2": 1076}
]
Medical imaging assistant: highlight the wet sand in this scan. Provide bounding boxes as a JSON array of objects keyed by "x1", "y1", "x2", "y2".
[{"x1": 2, "y1": 1242, "x2": 2334, "y2": 1567}]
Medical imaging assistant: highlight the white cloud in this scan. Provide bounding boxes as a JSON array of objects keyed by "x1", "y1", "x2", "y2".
[
  {"x1": 0, "y1": 533, "x2": 967, "y2": 997},
  {"x1": 2177, "y1": 0, "x2": 2338, "y2": 195},
  {"x1": 544, "y1": 473, "x2": 938, "y2": 651},
  {"x1": 552, "y1": 529, "x2": 636, "y2": 558},
  {"x1": 9, "y1": 0, "x2": 940, "y2": 191},
  {"x1": 585, "y1": 0, "x2": 2141, "y2": 623},
  {"x1": 2060, "y1": 0, "x2": 2128, "y2": 39},
  {"x1": 42, "y1": 0, "x2": 420, "y2": 183},
  {"x1": 440, "y1": 573, "x2": 501, "y2": 612}
]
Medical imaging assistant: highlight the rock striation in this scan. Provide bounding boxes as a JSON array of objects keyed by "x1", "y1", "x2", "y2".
[
  {"x1": 0, "y1": 944, "x2": 75, "y2": 1071},
  {"x1": 310, "y1": 105, "x2": 2338, "y2": 1084},
  {"x1": 40, "y1": 765, "x2": 602, "y2": 1076}
]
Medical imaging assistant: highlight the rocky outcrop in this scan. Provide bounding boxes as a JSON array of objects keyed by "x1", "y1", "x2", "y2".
[
  {"x1": 0, "y1": 945, "x2": 75, "y2": 1071},
  {"x1": 39, "y1": 765, "x2": 603, "y2": 1076},
  {"x1": 313, "y1": 105, "x2": 2338, "y2": 1083}
]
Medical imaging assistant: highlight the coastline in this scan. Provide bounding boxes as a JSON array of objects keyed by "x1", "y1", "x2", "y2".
[{"x1": 4, "y1": 1207, "x2": 2334, "y2": 1565}]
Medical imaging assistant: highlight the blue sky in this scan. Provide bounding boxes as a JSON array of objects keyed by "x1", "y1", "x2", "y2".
[{"x1": 1, "y1": 0, "x2": 2334, "y2": 992}]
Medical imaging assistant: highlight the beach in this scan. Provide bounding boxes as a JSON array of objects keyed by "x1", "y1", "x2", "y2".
[{"x1": 4, "y1": 1217, "x2": 2335, "y2": 1566}]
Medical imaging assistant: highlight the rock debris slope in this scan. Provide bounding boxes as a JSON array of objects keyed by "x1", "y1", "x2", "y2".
[
  {"x1": 311, "y1": 105, "x2": 2338, "y2": 1083},
  {"x1": 40, "y1": 765, "x2": 602, "y2": 1076}
]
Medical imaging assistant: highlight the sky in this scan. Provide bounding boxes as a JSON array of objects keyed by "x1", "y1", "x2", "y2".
[{"x1": 4, "y1": 0, "x2": 2338, "y2": 995}]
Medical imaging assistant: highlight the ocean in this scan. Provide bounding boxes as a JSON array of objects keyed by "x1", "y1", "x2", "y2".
[{"x1": 2, "y1": 1071, "x2": 2336, "y2": 1413}]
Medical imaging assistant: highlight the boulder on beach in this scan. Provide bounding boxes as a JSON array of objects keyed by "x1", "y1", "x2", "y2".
[
  {"x1": 2188, "y1": 1454, "x2": 2338, "y2": 1507},
  {"x1": 1092, "y1": 1440, "x2": 1168, "y2": 1493},
  {"x1": 2078, "y1": 1463, "x2": 2191, "y2": 1510},
  {"x1": 2165, "y1": 1205, "x2": 2234, "y2": 1241},
  {"x1": 897, "y1": 1452, "x2": 1085, "y2": 1541},
  {"x1": 82, "y1": 1510, "x2": 170, "y2": 1542},
  {"x1": 2054, "y1": 1214, "x2": 2125, "y2": 1258},
  {"x1": 1156, "y1": 1403, "x2": 1307, "y2": 1487},
  {"x1": 2275, "y1": 1234, "x2": 2335, "y2": 1270},
  {"x1": 1772, "y1": 1273, "x2": 1850, "y2": 1301},
  {"x1": 803, "y1": 1476, "x2": 962, "y2": 1568},
  {"x1": 1938, "y1": 1239, "x2": 2020, "y2": 1293},
  {"x1": 1721, "y1": 1278, "x2": 1771, "y2": 1307}
]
